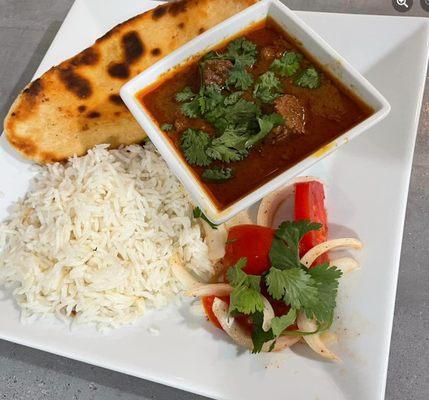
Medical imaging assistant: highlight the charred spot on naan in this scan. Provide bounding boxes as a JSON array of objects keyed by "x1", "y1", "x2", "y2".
[
  {"x1": 177, "y1": 22, "x2": 185, "y2": 29},
  {"x1": 70, "y1": 48, "x2": 100, "y2": 66},
  {"x1": 152, "y1": 4, "x2": 168, "y2": 20},
  {"x1": 107, "y1": 62, "x2": 130, "y2": 79},
  {"x1": 87, "y1": 111, "x2": 101, "y2": 119},
  {"x1": 77, "y1": 105, "x2": 87, "y2": 113},
  {"x1": 23, "y1": 79, "x2": 43, "y2": 97},
  {"x1": 58, "y1": 67, "x2": 92, "y2": 99},
  {"x1": 151, "y1": 48, "x2": 162, "y2": 56},
  {"x1": 168, "y1": 0, "x2": 189, "y2": 16},
  {"x1": 109, "y1": 94, "x2": 125, "y2": 106},
  {"x1": 123, "y1": 31, "x2": 144, "y2": 64},
  {"x1": 7, "y1": 134, "x2": 37, "y2": 158}
]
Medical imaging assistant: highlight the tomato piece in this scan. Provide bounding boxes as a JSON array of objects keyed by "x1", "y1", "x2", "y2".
[
  {"x1": 202, "y1": 296, "x2": 229, "y2": 330},
  {"x1": 294, "y1": 181, "x2": 329, "y2": 266},
  {"x1": 224, "y1": 225, "x2": 275, "y2": 276}
]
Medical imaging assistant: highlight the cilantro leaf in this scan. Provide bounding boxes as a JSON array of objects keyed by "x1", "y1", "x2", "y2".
[
  {"x1": 161, "y1": 123, "x2": 173, "y2": 132},
  {"x1": 193, "y1": 206, "x2": 218, "y2": 230},
  {"x1": 295, "y1": 67, "x2": 321, "y2": 89},
  {"x1": 226, "y1": 38, "x2": 258, "y2": 68},
  {"x1": 306, "y1": 263, "x2": 342, "y2": 323},
  {"x1": 180, "y1": 129, "x2": 212, "y2": 166},
  {"x1": 269, "y1": 220, "x2": 322, "y2": 269},
  {"x1": 244, "y1": 113, "x2": 284, "y2": 149},
  {"x1": 253, "y1": 71, "x2": 283, "y2": 103},
  {"x1": 202, "y1": 167, "x2": 234, "y2": 182},
  {"x1": 224, "y1": 91, "x2": 244, "y2": 105},
  {"x1": 207, "y1": 129, "x2": 248, "y2": 163},
  {"x1": 175, "y1": 86, "x2": 196, "y2": 102},
  {"x1": 227, "y1": 258, "x2": 264, "y2": 315},
  {"x1": 181, "y1": 99, "x2": 201, "y2": 118},
  {"x1": 265, "y1": 267, "x2": 318, "y2": 310},
  {"x1": 230, "y1": 286, "x2": 265, "y2": 315},
  {"x1": 271, "y1": 308, "x2": 297, "y2": 337},
  {"x1": 251, "y1": 311, "x2": 275, "y2": 353},
  {"x1": 227, "y1": 66, "x2": 254, "y2": 90},
  {"x1": 270, "y1": 51, "x2": 303, "y2": 77}
]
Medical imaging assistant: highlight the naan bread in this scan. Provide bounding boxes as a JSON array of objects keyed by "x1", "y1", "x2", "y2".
[{"x1": 4, "y1": 0, "x2": 256, "y2": 163}]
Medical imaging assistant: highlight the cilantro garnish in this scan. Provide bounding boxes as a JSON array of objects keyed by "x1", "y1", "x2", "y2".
[
  {"x1": 270, "y1": 51, "x2": 303, "y2": 77},
  {"x1": 193, "y1": 206, "x2": 218, "y2": 229},
  {"x1": 161, "y1": 123, "x2": 173, "y2": 132},
  {"x1": 244, "y1": 113, "x2": 284, "y2": 149},
  {"x1": 269, "y1": 220, "x2": 322, "y2": 269},
  {"x1": 295, "y1": 67, "x2": 321, "y2": 89},
  {"x1": 226, "y1": 66, "x2": 254, "y2": 90},
  {"x1": 180, "y1": 129, "x2": 212, "y2": 166},
  {"x1": 253, "y1": 71, "x2": 283, "y2": 103},
  {"x1": 175, "y1": 86, "x2": 196, "y2": 102},
  {"x1": 227, "y1": 258, "x2": 264, "y2": 315},
  {"x1": 226, "y1": 38, "x2": 258, "y2": 68},
  {"x1": 202, "y1": 167, "x2": 234, "y2": 182}
]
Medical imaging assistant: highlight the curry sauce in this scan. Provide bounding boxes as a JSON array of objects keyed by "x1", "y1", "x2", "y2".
[{"x1": 140, "y1": 19, "x2": 372, "y2": 209}]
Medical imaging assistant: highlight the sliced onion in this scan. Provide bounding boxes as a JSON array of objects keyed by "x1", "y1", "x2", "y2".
[
  {"x1": 185, "y1": 283, "x2": 233, "y2": 297},
  {"x1": 224, "y1": 210, "x2": 252, "y2": 229},
  {"x1": 257, "y1": 176, "x2": 325, "y2": 228},
  {"x1": 257, "y1": 184, "x2": 295, "y2": 227},
  {"x1": 301, "y1": 238, "x2": 363, "y2": 268},
  {"x1": 330, "y1": 257, "x2": 360, "y2": 274},
  {"x1": 297, "y1": 311, "x2": 340, "y2": 361},
  {"x1": 201, "y1": 221, "x2": 228, "y2": 262},
  {"x1": 170, "y1": 254, "x2": 202, "y2": 289},
  {"x1": 262, "y1": 295, "x2": 275, "y2": 332},
  {"x1": 212, "y1": 298, "x2": 300, "y2": 352}
]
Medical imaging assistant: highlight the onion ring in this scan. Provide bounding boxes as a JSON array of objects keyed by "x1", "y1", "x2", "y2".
[
  {"x1": 212, "y1": 298, "x2": 300, "y2": 352},
  {"x1": 185, "y1": 283, "x2": 233, "y2": 297},
  {"x1": 330, "y1": 257, "x2": 360, "y2": 274},
  {"x1": 301, "y1": 238, "x2": 363, "y2": 268},
  {"x1": 170, "y1": 254, "x2": 202, "y2": 289}
]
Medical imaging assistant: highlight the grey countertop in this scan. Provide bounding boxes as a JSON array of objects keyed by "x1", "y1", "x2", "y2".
[{"x1": 0, "y1": 1, "x2": 428, "y2": 399}]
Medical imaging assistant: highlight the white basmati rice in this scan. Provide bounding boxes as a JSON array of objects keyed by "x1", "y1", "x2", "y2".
[{"x1": 0, "y1": 143, "x2": 212, "y2": 330}]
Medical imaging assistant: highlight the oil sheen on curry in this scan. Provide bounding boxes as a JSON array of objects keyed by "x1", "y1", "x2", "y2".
[{"x1": 139, "y1": 19, "x2": 372, "y2": 209}]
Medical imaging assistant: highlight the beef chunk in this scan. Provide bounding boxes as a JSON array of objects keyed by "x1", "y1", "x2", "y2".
[
  {"x1": 310, "y1": 82, "x2": 346, "y2": 121},
  {"x1": 202, "y1": 59, "x2": 233, "y2": 86},
  {"x1": 274, "y1": 94, "x2": 306, "y2": 135}
]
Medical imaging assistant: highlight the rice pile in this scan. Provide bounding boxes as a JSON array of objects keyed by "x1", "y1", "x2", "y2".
[{"x1": 0, "y1": 143, "x2": 212, "y2": 330}]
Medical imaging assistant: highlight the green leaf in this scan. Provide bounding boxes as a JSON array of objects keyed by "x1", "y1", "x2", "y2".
[
  {"x1": 192, "y1": 206, "x2": 218, "y2": 230},
  {"x1": 181, "y1": 99, "x2": 201, "y2": 118},
  {"x1": 265, "y1": 267, "x2": 318, "y2": 310},
  {"x1": 175, "y1": 86, "x2": 196, "y2": 102},
  {"x1": 269, "y1": 220, "x2": 322, "y2": 269},
  {"x1": 180, "y1": 128, "x2": 212, "y2": 166},
  {"x1": 306, "y1": 263, "x2": 342, "y2": 324},
  {"x1": 271, "y1": 308, "x2": 297, "y2": 337},
  {"x1": 224, "y1": 91, "x2": 244, "y2": 105},
  {"x1": 244, "y1": 113, "x2": 284, "y2": 149},
  {"x1": 227, "y1": 66, "x2": 254, "y2": 90},
  {"x1": 253, "y1": 71, "x2": 283, "y2": 103},
  {"x1": 229, "y1": 286, "x2": 264, "y2": 315},
  {"x1": 251, "y1": 311, "x2": 275, "y2": 353},
  {"x1": 295, "y1": 67, "x2": 321, "y2": 89},
  {"x1": 226, "y1": 257, "x2": 249, "y2": 287},
  {"x1": 270, "y1": 51, "x2": 303, "y2": 77},
  {"x1": 161, "y1": 123, "x2": 173, "y2": 132},
  {"x1": 226, "y1": 38, "x2": 258, "y2": 68},
  {"x1": 202, "y1": 167, "x2": 234, "y2": 182}
]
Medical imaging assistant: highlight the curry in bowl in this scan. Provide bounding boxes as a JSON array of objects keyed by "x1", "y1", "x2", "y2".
[{"x1": 139, "y1": 18, "x2": 372, "y2": 210}]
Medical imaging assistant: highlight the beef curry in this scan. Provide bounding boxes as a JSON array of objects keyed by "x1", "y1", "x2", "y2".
[{"x1": 139, "y1": 19, "x2": 372, "y2": 209}]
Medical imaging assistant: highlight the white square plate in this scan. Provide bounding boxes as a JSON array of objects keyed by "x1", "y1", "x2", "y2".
[{"x1": 0, "y1": 1, "x2": 428, "y2": 400}]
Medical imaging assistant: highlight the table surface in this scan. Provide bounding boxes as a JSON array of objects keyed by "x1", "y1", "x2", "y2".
[{"x1": 0, "y1": 1, "x2": 428, "y2": 399}]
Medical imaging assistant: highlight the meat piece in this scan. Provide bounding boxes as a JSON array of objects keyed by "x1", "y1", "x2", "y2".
[
  {"x1": 274, "y1": 95, "x2": 306, "y2": 135},
  {"x1": 202, "y1": 59, "x2": 233, "y2": 86},
  {"x1": 309, "y1": 82, "x2": 346, "y2": 121}
]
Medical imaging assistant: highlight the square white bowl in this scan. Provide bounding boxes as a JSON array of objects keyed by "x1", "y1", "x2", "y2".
[{"x1": 120, "y1": 0, "x2": 390, "y2": 224}]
